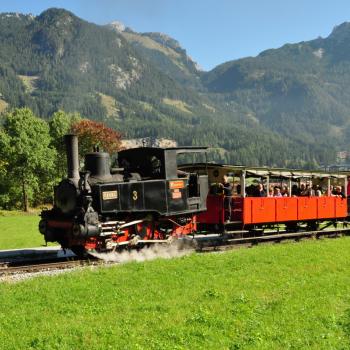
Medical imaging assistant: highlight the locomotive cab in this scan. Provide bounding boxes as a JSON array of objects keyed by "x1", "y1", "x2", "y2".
[{"x1": 95, "y1": 146, "x2": 209, "y2": 216}]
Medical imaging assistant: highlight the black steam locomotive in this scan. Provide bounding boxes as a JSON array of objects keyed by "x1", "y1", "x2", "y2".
[{"x1": 39, "y1": 135, "x2": 208, "y2": 255}]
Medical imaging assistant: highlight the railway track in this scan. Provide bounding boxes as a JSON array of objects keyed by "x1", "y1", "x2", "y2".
[
  {"x1": 1, "y1": 227, "x2": 349, "y2": 277},
  {"x1": 195, "y1": 226, "x2": 350, "y2": 251},
  {"x1": 0, "y1": 257, "x2": 103, "y2": 277}
]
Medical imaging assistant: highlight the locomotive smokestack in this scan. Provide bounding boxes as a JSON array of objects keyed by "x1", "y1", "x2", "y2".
[{"x1": 64, "y1": 134, "x2": 79, "y2": 179}]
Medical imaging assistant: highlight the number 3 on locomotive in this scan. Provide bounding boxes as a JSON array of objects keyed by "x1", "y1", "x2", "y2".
[{"x1": 132, "y1": 190, "x2": 138, "y2": 201}]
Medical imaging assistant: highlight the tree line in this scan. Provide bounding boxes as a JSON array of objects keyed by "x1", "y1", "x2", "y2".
[{"x1": 0, "y1": 108, "x2": 121, "y2": 211}]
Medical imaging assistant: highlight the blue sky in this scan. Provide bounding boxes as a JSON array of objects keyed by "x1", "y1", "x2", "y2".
[{"x1": 1, "y1": 0, "x2": 350, "y2": 70}]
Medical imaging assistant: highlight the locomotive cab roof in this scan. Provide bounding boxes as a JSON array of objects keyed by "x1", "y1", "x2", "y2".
[{"x1": 118, "y1": 146, "x2": 207, "y2": 180}]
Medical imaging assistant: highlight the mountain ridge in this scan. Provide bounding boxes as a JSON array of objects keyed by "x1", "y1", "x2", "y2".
[{"x1": 0, "y1": 7, "x2": 348, "y2": 168}]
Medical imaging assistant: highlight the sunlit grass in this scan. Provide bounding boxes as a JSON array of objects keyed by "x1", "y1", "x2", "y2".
[
  {"x1": 0, "y1": 213, "x2": 45, "y2": 249},
  {"x1": 1, "y1": 237, "x2": 350, "y2": 349}
]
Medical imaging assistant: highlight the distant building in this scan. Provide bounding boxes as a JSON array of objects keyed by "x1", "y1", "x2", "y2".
[
  {"x1": 323, "y1": 164, "x2": 350, "y2": 172},
  {"x1": 336, "y1": 151, "x2": 348, "y2": 163},
  {"x1": 121, "y1": 137, "x2": 177, "y2": 149}
]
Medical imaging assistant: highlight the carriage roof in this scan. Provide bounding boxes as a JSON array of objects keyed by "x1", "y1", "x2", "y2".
[{"x1": 179, "y1": 163, "x2": 347, "y2": 179}]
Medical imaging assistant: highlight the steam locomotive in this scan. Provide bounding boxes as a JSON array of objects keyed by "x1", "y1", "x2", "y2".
[{"x1": 39, "y1": 135, "x2": 208, "y2": 255}]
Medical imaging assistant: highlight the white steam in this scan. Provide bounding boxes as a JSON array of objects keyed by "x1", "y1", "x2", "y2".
[{"x1": 90, "y1": 243, "x2": 192, "y2": 263}]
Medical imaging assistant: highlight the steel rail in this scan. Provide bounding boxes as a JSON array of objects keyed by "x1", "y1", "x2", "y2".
[
  {"x1": 0, "y1": 258, "x2": 103, "y2": 276},
  {"x1": 194, "y1": 227, "x2": 350, "y2": 252}
]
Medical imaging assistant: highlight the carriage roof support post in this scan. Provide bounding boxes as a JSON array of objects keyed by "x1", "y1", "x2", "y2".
[
  {"x1": 345, "y1": 177, "x2": 348, "y2": 197},
  {"x1": 266, "y1": 175, "x2": 269, "y2": 197},
  {"x1": 327, "y1": 177, "x2": 331, "y2": 196},
  {"x1": 241, "y1": 171, "x2": 246, "y2": 198},
  {"x1": 288, "y1": 178, "x2": 292, "y2": 197}
]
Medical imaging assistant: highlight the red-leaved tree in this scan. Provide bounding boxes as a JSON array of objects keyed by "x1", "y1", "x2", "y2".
[{"x1": 71, "y1": 119, "x2": 122, "y2": 157}]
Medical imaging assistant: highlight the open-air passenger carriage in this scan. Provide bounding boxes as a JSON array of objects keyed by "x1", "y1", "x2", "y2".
[{"x1": 179, "y1": 163, "x2": 348, "y2": 232}]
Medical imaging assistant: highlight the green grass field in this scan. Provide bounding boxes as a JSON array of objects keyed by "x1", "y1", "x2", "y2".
[
  {"x1": 1, "y1": 237, "x2": 350, "y2": 349},
  {"x1": 0, "y1": 212, "x2": 44, "y2": 249}
]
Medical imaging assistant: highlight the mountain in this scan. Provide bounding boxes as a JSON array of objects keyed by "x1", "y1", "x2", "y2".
[
  {"x1": 202, "y1": 22, "x2": 350, "y2": 154},
  {"x1": 106, "y1": 22, "x2": 202, "y2": 89},
  {"x1": 0, "y1": 9, "x2": 198, "y2": 115},
  {"x1": 0, "y1": 8, "x2": 346, "y2": 168},
  {"x1": 0, "y1": 9, "x2": 210, "y2": 138}
]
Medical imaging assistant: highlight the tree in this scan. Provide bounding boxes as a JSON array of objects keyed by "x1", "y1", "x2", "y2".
[
  {"x1": 0, "y1": 108, "x2": 56, "y2": 211},
  {"x1": 49, "y1": 110, "x2": 81, "y2": 179},
  {"x1": 71, "y1": 119, "x2": 122, "y2": 158}
]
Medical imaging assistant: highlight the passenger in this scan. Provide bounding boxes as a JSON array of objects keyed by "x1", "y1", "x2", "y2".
[
  {"x1": 219, "y1": 175, "x2": 233, "y2": 222},
  {"x1": 334, "y1": 186, "x2": 345, "y2": 198},
  {"x1": 331, "y1": 185, "x2": 338, "y2": 196},
  {"x1": 291, "y1": 184, "x2": 299, "y2": 196},
  {"x1": 246, "y1": 184, "x2": 256, "y2": 197},
  {"x1": 304, "y1": 184, "x2": 315, "y2": 196},
  {"x1": 314, "y1": 185, "x2": 322, "y2": 197},
  {"x1": 254, "y1": 183, "x2": 266, "y2": 197},
  {"x1": 273, "y1": 186, "x2": 282, "y2": 197},
  {"x1": 300, "y1": 183, "x2": 306, "y2": 196},
  {"x1": 268, "y1": 185, "x2": 274, "y2": 197},
  {"x1": 210, "y1": 183, "x2": 221, "y2": 195},
  {"x1": 281, "y1": 186, "x2": 289, "y2": 197},
  {"x1": 347, "y1": 177, "x2": 350, "y2": 197}
]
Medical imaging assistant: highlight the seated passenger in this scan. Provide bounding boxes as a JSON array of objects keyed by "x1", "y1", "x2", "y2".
[
  {"x1": 254, "y1": 183, "x2": 266, "y2": 197},
  {"x1": 273, "y1": 186, "x2": 282, "y2": 197},
  {"x1": 303, "y1": 184, "x2": 315, "y2": 196},
  {"x1": 246, "y1": 184, "x2": 256, "y2": 197},
  {"x1": 314, "y1": 185, "x2": 322, "y2": 197},
  {"x1": 291, "y1": 184, "x2": 299, "y2": 196},
  {"x1": 300, "y1": 183, "x2": 306, "y2": 196},
  {"x1": 334, "y1": 186, "x2": 345, "y2": 198},
  {"x1": 281, "y1": 186, "x2": 289, "y2": 197},
  {"x1": 331, "y1": 185, "x2": 338, "y2": 196}
]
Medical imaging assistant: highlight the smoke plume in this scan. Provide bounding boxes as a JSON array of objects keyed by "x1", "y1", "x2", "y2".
[{"x1": 90, "y1": 242, "x2": 192, "y2": 263}]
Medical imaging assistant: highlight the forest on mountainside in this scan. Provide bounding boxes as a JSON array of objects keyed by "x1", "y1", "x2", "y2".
[{"x1": 0, "y1": 9, "x2": 350, "y2": 169}]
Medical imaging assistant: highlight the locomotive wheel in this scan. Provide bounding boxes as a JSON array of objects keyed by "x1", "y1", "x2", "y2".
[
  {"x1": 70, "y1": 245, "x2": 87, "y2": 258},
  {"x1": 135, "y1": 222, "x2": 153, "y2": 239}
]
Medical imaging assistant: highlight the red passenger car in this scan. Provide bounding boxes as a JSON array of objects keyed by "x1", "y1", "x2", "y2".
[{"x1": 180, "y1": 164, "x2": 348, "y2": 233}]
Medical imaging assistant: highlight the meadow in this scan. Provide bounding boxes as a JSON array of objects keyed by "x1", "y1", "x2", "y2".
[
  {"x1": 0, "y1": 211, "x2": 44, "y2": 249},
  {"x1": 1, "y1": 237, "x2": 350, "y2": 349}
]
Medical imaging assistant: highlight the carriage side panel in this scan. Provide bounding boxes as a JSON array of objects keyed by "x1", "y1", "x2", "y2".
[
  {"x1": 275, "y1": 197, "x2": 298, "y2": 222},
  {"x1": 317, "y1": 196, "x2": 336, "y2": 219},
  {"x1": 298, "y1": 197, "x2": 318, "y2": 220}
]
